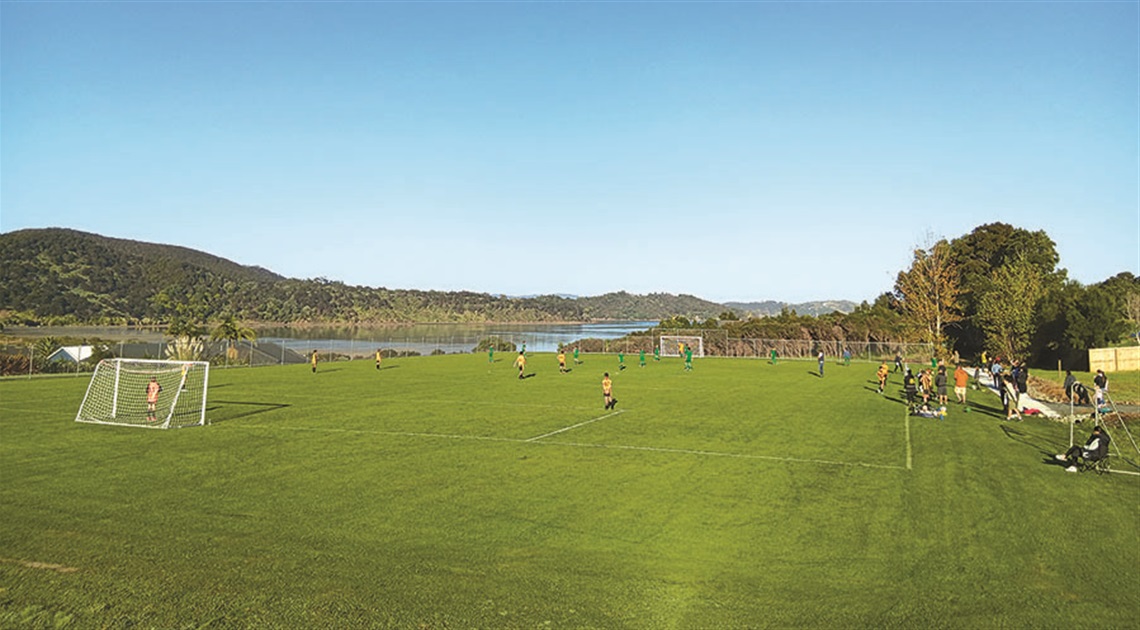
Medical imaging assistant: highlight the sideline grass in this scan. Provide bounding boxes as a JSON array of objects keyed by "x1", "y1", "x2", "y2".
[{"x1": 1, "y1": 355, "x2": 1137, "y2": 627}]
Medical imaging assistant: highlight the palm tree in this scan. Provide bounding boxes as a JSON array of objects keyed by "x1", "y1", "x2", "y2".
[{"x1": 211, "y1": 315, "x2": 257, "y2": 365}]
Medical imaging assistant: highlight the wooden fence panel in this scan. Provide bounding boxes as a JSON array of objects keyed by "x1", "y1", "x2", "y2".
[{"x1": 1088, "y1": 346, "x2": 1140, "y2": 373}]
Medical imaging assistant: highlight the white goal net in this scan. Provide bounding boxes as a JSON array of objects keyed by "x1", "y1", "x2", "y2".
[
  {"x1": 660, "y1": 335, "x2": 704, "y2": 358},
  {"x1": 76, "y1": 359, "x2": 209, "y2": 429}
]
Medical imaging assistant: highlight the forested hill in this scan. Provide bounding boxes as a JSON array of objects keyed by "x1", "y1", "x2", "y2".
[{"x1": 0, "y1": 228, "x2": 727, "y2": 325}]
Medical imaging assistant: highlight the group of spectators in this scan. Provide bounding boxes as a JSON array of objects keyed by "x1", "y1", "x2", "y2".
[
  {"x1": 900, "y1": 360, "x2": 973, "y2": 418},
  {"x1": 988, "y1": 357, "x2": 1030, "y2": 420},
  {"x1": 1063, "y1": 369, "x2": 1110, "y2": 410}
]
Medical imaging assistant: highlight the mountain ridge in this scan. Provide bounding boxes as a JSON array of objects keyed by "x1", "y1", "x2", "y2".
[{"x1": 1, "y1": 228, "x2": 772, "y2": 324}]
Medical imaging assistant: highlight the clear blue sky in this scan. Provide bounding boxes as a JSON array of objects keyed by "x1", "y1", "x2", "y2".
[{"x1": 2, "y1": 1, "x2": 1136, "y2": 304}]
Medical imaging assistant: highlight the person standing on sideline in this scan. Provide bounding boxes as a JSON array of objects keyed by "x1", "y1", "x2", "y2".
[
  {"x1": 894, "y1": 352, "x2": 903, "y2": 373},
  {"x1": 817, "y1": 351, "x2": 825, "y2": 377},
  {"x1": 514, "y1": 350, "x2": 527, "y2": 380},
  {"x1": 558, "y1": 349, "x2": 568, "y2": 374},
  {"x1": 920, "y1": 369, "x2": 933, "y2": 404},
  {"x1": 1093, "y1": 369, "x2": 1108, "y2": 407},
  {"x1": 953, "y1": 364, "x2": 970, "y2": 404},
  {"x1": 311, "y1": 350, "x2": 318, "y2": 373},
  {"x1": 145, "y1": 376, "x2": 162, "y2": 422},
  {"x1": 602, "y1": 372, "x2": 616, "y2": 409},
  {"x1": 375, "y1": 348, "x2": 383, "y2": 370},
  {"x1": 1001, "y1": 374, "x2": 1021, "y2": 420},
  {"x1": 876, "y1": 361, "x2": 889, "y2": 394},
  {"x1": 488, "y1": 345, "x2": 494, "y2": 363},
  {"x1": 684, "y1": 345, "x2": 694, "y2": 371},
  {"x1": 903, "y1": 369, "x2": 918, "y2": 408},
  {"x1": 935, "y1": 365, "x2": 949, "y2": 406},
  {"x1": 770, "y1": 348, "x2": 779, "y2": 365},
  {"x1": 1063, "y1": 370, "x2": 1077, "y2": 400},
  {"x1": 843, "y1": 347, "x2": 851, "y2": 367}
]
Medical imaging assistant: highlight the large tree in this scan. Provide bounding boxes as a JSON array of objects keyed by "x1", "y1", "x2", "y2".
[
  {"x1": 894, "y1": 239, "x2": 962, "y2": 356},
  {"x1": 974, "y1": 255, "x2": 1043, "y2": 361},
  {"x1": 946, "y1": 223, "x2": 1062, "y2": 358}
]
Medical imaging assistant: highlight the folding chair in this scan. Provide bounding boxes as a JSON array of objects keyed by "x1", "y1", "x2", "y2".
[{"x1": 1080, "y1": 454, "x2": 1111, "y2": 475}]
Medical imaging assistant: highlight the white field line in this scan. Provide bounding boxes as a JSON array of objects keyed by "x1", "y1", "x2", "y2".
[
  {"x1": 904, "y1": 405, "x2": 913, "y2": 471},
  {"x1": 525, "y1": 410, "x2": 625, "y2": 442},
  {"x1": 233, "y1": 423, "x2": 906, "y2": 471}
]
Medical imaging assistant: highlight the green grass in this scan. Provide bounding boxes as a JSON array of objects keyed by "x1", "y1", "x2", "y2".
[{"x1": 2, "y1": 355, "x2": 1138, "y2": 628}]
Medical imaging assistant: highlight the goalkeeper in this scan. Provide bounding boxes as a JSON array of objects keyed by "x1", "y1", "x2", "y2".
[{"x1": 145, "y1": 376, "x2": 162, "y2": 422}]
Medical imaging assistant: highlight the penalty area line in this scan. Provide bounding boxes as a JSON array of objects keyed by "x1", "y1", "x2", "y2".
[{"x1": 525, "y1": 409, "x2": 625, "y2": 442}]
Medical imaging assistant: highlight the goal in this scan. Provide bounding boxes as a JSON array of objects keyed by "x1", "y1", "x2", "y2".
[
  {"x1": 76, "y1": 359, "x2": 209, "y2": 429},
  {"x1": 660, "y1": 335, "x2": 704, "y2": 358}
]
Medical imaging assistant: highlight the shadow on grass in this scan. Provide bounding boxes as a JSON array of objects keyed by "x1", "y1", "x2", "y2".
[
  {"x1": 207, "y1": 400, "x2": 291, "y2": 423},
  {"x1": 375, "y1": 365, "x2": 400, "y2": 371},
  {"x1": 1000, "y1": 423, "x2": 1061, "y2": 458}
]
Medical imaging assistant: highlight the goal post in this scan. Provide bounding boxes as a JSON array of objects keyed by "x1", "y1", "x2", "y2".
[
  {"x1": 76, "y1": 359, "x2": 209, "y2": 429},
  {"x1": 660, "y1": 335, "x2": 704, "y2": 358}
]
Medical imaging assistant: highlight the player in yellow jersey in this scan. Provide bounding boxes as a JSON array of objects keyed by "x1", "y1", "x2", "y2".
[
  {"x1": 311, "y1": 350, "x2": 318, "y2": 373},
  {"x1": 876, "y1": 361, "x2": 889, "y2": 394},
  {"x1": 375, "y1": 348, "x2": 383, "y2": 370},
  {"x1": 602, "y1": 372, "x2": 616, "y2": 409},
  {"x1": 558, "y1": 350, "x2": 567, "y2": 373},
  {"x1": 514, "y1": 351, "x2": 527, "y2": 379}
]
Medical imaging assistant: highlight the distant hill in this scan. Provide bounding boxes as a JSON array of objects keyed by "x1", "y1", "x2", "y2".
[
  {"x1": 725, "y1": 300, "x2": 858, "y2": 317},
  {"x1": 0, "y1": 228, "x2": 728, "y2": 325}
]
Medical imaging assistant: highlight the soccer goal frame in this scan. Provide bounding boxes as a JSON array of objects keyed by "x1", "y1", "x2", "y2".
[
  {"x1": 660, "y1": 335, "x2": 704, "y2": 358},
  {"x1": 75, "y1": 359, "x2": 210, "y2": 429}
]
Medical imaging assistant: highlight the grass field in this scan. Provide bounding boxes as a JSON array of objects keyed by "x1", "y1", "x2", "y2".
[{"x1": 2, "y1": 354, "x2": 1138, "y2": 628}]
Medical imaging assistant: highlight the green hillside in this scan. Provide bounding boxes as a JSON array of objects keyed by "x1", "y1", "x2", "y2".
[{"x1": 0, "y1": 229, "x2": 726, "y2": 325}]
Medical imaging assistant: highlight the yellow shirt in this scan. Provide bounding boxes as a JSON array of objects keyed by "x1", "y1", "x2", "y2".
[
  {"x1": 602, "y1": 377, "x2": 612, "y2": 394},
  {"x1": 558, "y1": 353, "x2": 565, "y2": 364},
  {"x1": 515, "y1": 354, "x2": 526, "y2": 369}
]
